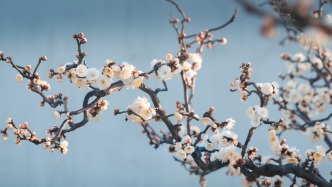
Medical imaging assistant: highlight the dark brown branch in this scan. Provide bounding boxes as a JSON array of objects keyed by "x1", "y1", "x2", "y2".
[
  {"x1": 241, "y1": 127, "x2": 257, "y2": 157},
  {"x1": 139, "y1": 83, "x2": 180, "y2": 141},
  {"x1": 242, "y1": 162, "x2": 331, "y2": 187}
]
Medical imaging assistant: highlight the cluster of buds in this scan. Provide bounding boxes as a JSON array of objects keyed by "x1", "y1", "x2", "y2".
[
  {"x1": 27, "y1": 73, "x2": 51, "y2": 91},
  {"x1": 279, "y1": 142, "x2": 301, "y2": 165},
  {"x1": 73, "y1": 32, "x2": 87, "y2": 44},
  {"x1": 3, "y1": 119, "x2": 41, "y2": 145},
  {"x1": 193, "y1": 31, "x2": 227, "y2": 49},
  {"x1": 1, "y1": 118, "x2": 14, "y2": 140},
  {"x1": 42, "y1": 137, "x2": 52, "y2": 150},
  {"x1": 46, "y1": 125, "x2": 59, "y2": 137},
  {"x1": 231, "y1": 62, "x2": 253, "y2": 92},
  {"x1": 258, "y1": 176, "x2": 283, "y2": 187}
]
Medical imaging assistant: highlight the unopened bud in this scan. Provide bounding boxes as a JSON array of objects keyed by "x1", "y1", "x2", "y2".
[
  {"x1": 41, "y1": 56, "x2": 47, "y2": 61},
  {"x1": 220, "y1": 37, "x2": 227, "y2": 45},
  {"x1": 81, "y1": 38, "x2": 87, "y2": 44},
  {"x1": 165, "y1": 54, "x2": 173, "y2": 61},
  {"x1": 6, "y1": 56, "x2": 12, "y2": 63},
  {"x1": 78, "y1": 32, "x2": 84, "y2": 39}
]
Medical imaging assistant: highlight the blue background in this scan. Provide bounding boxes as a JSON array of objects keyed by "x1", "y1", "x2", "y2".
[{"x1": 0, "y1": 0, "x2": 330, "y2": 186}]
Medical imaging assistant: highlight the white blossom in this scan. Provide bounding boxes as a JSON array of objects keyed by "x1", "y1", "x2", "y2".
[
  {"x1": 96, "y1": 75, "x2": 112, "y2": 90},
  {"x1": 181, "y1": 135, "x2": 192, "y2": 144},
  {"x1": 200, "y1": 117, "x2": 213, "y2": 125},
  {"x1": 245, "y1": 107, "x2": 255, "y2": 118},
  {"x1": 205, "y1": 143, "x2": 214, "y2": 151},
  {"x1": 184, "y1": 146, "x2": 195, "y2": 154},
  {"x1": 189, "y1": 53, "x2": 202, "y2": 65},
  {"x1": 104, "y1": 67, "x2": 114, "y2": 78},
  {"x1": 174, "y1": 112, "x2": 183, "y2": 121},
  {"x1": 261, "y1": 83, "x2": 273, "y2": 95},
  {"x1": 57, "y1": 65, "x2": 66, "y2": 74},
  {"x1": 15, "y1": 74, "x2": 23, "y2": 82},
  {"x1": 60, "y1": 140, "x2": 68, "y2": 149},
  {"x1": 250, "y1": 114, "x2": 262, "y2": 127},
  {"x1": 53, "y1": 111, "x2": 61, "y2": 120},
  {"x1": 129, "y1": 77, "x2": 144, "y2": 89},
  {"x1": 86, "y1": 68, "x2": 100, "y2": 81},
  {"x1": 127, "y1": 96, "x2": 154, "y2": 123},
  {"x1": 292, "y1": 53, "x2": 305, "y2": 62},
  {"x1": 184, "y1": 69, "x2": 196, "y2": 79},
  {"x1": 157, "y1": 65, "x2": 172, "y2": 80},
  {"x1": 256, "y1": 107, "x2": 269, "y2": 118},
  {"x1": 224, "y1": 118, "x2": 236, "y2": 130},
  {"x1": 175, "y1": 149, "x2": 187, "y2": 160},
  {"x1": 119, "y1": 62, "x2": 135, "y2": 80},
  {"x1": 150, "y1": 59, "x2": 159, "y2": 69},
  {"x1": 75, "y1": 64, "x2": 88, "y2": 77}
]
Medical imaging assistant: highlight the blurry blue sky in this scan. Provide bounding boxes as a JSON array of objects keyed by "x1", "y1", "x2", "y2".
[{"x1": 0, "y1": 0, "x2": 330, "y2": 186}]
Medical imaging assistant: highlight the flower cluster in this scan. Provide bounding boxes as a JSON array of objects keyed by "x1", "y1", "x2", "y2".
[
  {"x1": 256, "y1": 82, "x2": 279, "y2": 97},
  {"x1": 55, "y1": 60, "x2": 145, "y2": 90},
  {"x1": 311, "y1": 122, "x2": 329, "y2": 142},
  {"x1": 151, "y1": 56, "x2": 180, "y2": 81},
  {"x1": 306, "y1": 145, "x2": 326, "y2": 164},
  {"x1": 171, "y1": 135, "x2": 196, "y2": 161},
  {"x1": 1, "y1": 119, "x2": 41, "y2": 146},
  {"x1": 210, "y1": 145, "x2": 242, "y2": 175},
  {"x1": 245, "y1": 106, "x2": 269, "y2": 127},
  {"x1": 268, "y1": 129, "x2": 301, "y2": 164},
  {"x1": 27, "y1": 73, "x2": 51, "y2": 91},
  {"x1": 230, "y1": 62, "x2": 254, "y2": 103},
  {"x1": 126, "y1": 97, "x2": 155, "y2": 123},
  {"x1": 230, "y1": 62, "x2": 253, "y2": 91},
  {"x1": 181, "y1": 53, "x2": 202, "y2": 84}
]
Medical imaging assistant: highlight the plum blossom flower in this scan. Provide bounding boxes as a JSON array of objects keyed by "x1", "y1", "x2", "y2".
[
  {"x1": 75, "y1": 64, "x2": 88, "y2": 77},
  {"x1": 200, "y1": 117, "x2": 213, "y2": 125},
  {"x1": 86, "y1": 68, "x2": 100, "y2": 81},
  {"x1": 119, "y1": 62, "x2": 135, "y2": 80},
  {"x1": 261, "y1": 83, "x2": 273, "y2": 95},
  {"x1": 15, "y1": 74, "x2": 23, "y2": 82},
  {"x1": 57, "y1": 65, "x2": 66, "y2": 74},
  {"x1": 60, "y1": 140, "x2": 68, "y2": 149},
  {"x1": 53, "y1": 111, "x2": 61, "y2": 120},
  {"x1": 224, "y1": 118, "x2": 236, "y2": 130},
  {"x1": 130, "y1": 77, "x2": 144, "y2": 89},
  {"x1": 184, "y1": 146, "x2": 195, "y2": 154},
  {"x1": 127, "y1": 97, "x2": 155, "y2": 123},
  {"x1": 174, "y1": 112, "x2": 183, "y2": 121},
  {"x1": 157, "y1": 65, "x2": 172, "y2": 80},
  {"x1": 175, "y1": 149, "x2": 187, "y2": 160},
  {"x1": 96, "y1": 75, "x2": 112, "y2": 90},
  {"x1": 104, "y1": 67, "x2": 114, "y2": 78}
]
